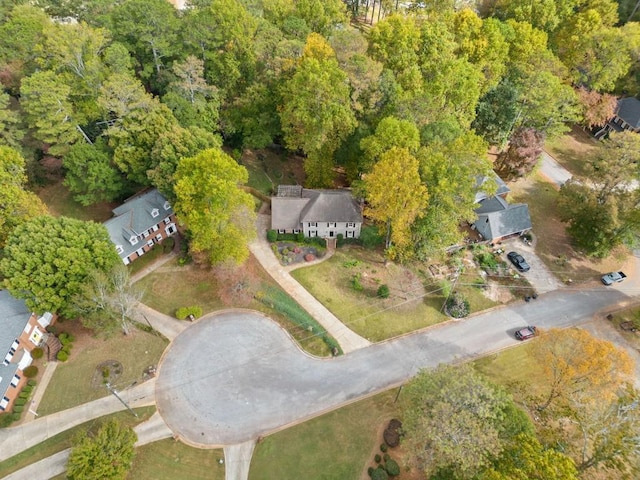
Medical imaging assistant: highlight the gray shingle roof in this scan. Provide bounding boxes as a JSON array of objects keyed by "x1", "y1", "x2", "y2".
[
  {"x1": 474, "y1": 201, "x2": 532, "y2": 240},
  {"x1": 0, "y1": 290, "x2": 31, "y2": 401},
  {"x1": 474, "y1": 173, "x2": 511, "y2": 203},
  {"x1": 271, "y1": 188, "x2": 362, "y2": 230},
  {"x1": 616, "y1": 97, "x2": 640, "y2": 129},
  {"x1": 104, "y1": 189, "x2": 173, "y2": 261}
]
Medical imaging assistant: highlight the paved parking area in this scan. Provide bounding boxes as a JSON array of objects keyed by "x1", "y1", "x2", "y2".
[{"x1": 501, "y1": 239, "x2": 564, "y2": 295}]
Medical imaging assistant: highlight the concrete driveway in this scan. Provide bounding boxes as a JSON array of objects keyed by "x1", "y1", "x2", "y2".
[
  {"x1": 155, "y1": 288, "x2": 631, "y2": 447},
  {"x1": 501, "y1": 238, "x2": 564, "y2": 295}
]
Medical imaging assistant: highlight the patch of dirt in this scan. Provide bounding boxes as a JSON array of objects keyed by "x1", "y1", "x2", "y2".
[
  {"x1": 91, "y1": 359, "x2": 123, "y2": 389},
  {"x1": 482, "y1": 280, "x2": 515, "y2": 303}
]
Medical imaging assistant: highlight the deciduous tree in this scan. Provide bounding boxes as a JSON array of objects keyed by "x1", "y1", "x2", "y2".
[
  {"x1": 173, "y1": 148, "x2": 256, "y2": 264},
  {"x1": 530, "y1": 328, "x2": 634, "y2": 411},
  {"x1": 576, "y1": 86, "x2": 617, "y2": 129},
  {"x1": 0, "y1": 92, "x2": 24, "y2": 149},
  {"x1": 1, "y1": 216, "x2": 120, "y2": 316},
  {"x1": 67, "y1": 419, "x2": 137, "y2": 480},
  {"x1": 494, "y1": 127, "x2": 545, "y2": 180},
  {"x1": 279, "y1": 33, "x2": 356, "y2": 187},
  {"x1": 0, "y1": 146, "x2": 48, "y2": 247},
  {"x1": 62, "y1": 140, "x2": 124, "y2": 206},
  {"x1": 402, "y1": 364, "x2": 511, "y2": 479},
  {"x1": 73, "y1": 265, "x2": 143, "y2": 336},
  {"x1": 364, "y1": 147, "x2": 428, "y2": 261},
  {"x1": 359, "y1": 116, "x2": 420, "y2": 173}
]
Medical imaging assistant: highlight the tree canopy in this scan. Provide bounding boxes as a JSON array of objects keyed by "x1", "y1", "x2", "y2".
[
  {"x1": 173, "y1": 147, "x2": 256, "y2": 264},
  {"x1": 1, "y1": 215, "x2": 120, "y2": 316}
]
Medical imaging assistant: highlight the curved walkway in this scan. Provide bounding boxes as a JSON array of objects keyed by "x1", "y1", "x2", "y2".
[{"x1": 249, "y1": 214, "x2": 370, "y2": 353}]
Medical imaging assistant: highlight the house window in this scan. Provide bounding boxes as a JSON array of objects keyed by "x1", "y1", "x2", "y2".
[
  {"x1": 165, "y1": 224, "x2": 176, "y2": 236},
  {"x1": 293, "y1": 229, "x2": 300, "y2": 234},
  {"x1": 136, "y1": 248, "x2": 145, "y2": 257},
  {"x1": 155, "y1": 234, "x2": 162, "y2": 242},
  {"x1": 164, "y1": 217, "x2": 171, "y2": 225},
  {"x1": 327, "y1": 222, "x2": 336, "y2": 228},
  {"x1": 346, "y1": 231, "x2": 354, "y2": 238},
  {"x1": 346, "y1": 222, "x2": 355, "y2": 228},
  {"x1": 147, "y1": 240, "x2": 154, "y2": 247},
  {"x1": 3, "y1": 352, "x2": 12, "y2": 365},
  {"x1": 129, "y1": 236, "x2": 138, "y2": 246},
  {"x1": 308, "y1": 222, "x2": 317, "y2": 228},
  {"x1": 309, "y1": 230, "x2": 317, "y2": 237},
  {"x1": 10, "y1": 374, "x2": 20, "y2": 387},
  {"x1": 152, "y1": 225, "x2": 159, "y2": 232},
  {"x1": 151, "y1": 208, "x2": 159, "y2": 218},
  {"x1": 0, "y1": 397, "x2": 8, "y2": 411},
  {"x1": 123, "y1": 257, "x2": 131, "y2": 265},
  {"x1": 163, "y1": 201, "x2": 171, "y2": 210},
  {"x1": 11, "y1": 340, "x2": 19, "y2": 350},
  {"x1": 278, "y1": 229, "x2": 285, "y2": 234}
]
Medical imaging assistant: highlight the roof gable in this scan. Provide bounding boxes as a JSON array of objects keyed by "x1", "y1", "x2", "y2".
[
  {"x1": 474, "y1": 202, "x2": 532, "y2": 240},
  {"x1": 616, "y1": 97, "x2": 640, "y2": 128}
]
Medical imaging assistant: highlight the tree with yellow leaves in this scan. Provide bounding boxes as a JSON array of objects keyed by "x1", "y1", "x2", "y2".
[
  {"x1": 530, "y1": 328, "x2": 634, "y2": 411},
  {"x1": 363, "y1": 147, "x2": 428, "y2": 261}
]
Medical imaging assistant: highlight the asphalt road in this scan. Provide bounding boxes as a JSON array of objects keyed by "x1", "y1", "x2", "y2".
[{"x1": 156, "y1": 287, "x2": 631, "y2": 447}]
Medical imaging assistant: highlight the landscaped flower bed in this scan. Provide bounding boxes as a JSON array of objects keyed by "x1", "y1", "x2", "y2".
[{"x1": 272, "y1": 242, "x2": 324, "y2": 266}]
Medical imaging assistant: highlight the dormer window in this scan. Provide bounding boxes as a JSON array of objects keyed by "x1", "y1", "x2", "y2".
[
  {"x1": 116, "y1": 245, "x2": 124, "y2": 254},
  {"x1": 163, "y1": 201, "x2": 171, "y2": 210},
  {"x1": 151, "y1": 208, "x2": 159, "y2": 218},
  {"x1": 129, "y1": 236, "x2": 138, "y2": 246}
]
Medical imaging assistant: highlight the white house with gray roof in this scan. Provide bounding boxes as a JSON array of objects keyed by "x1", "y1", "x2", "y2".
[
  {"x1": 104, "y1": 189, "x2": 177, "y2": 265},
  {"x1": 0, "y1": 290, "x2": 56, "y2": 412},
  {"x1": 271, "y1": 186, "x2": 363, "y2": 239}
]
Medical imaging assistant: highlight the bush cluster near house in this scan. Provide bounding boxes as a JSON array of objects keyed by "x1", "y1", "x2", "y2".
[{"x1": 57, "y1": 332, "x2": 74, "y2": 362}]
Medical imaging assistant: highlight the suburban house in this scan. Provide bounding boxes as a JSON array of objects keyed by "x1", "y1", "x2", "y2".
[
  {"x1": 104, "y1": 189, "x2": 177, "y2": 265},
  {"x1": 472, "y1": 174, "x2": 532, "y2": 243},
  {"x1": 595, "y1": 97, "x2": 640, "y2": 139},
  {"x1": 0, "y1": 290, "x2": 57, "y2": 412},
  {"x1": 271, "y1": 186, "x2": 363, "y2": 239}
]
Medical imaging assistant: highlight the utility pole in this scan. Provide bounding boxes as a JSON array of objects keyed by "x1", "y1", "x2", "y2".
[{"x1": 106, "y1": 383, "x2": 138, "y2": 418}]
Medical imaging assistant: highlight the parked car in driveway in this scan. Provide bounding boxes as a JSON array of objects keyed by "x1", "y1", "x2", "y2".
[
  {"x1": 601, "y1": 271, "x2": 626, "y2": 286},
  {"x1": 507, "y1": 251, "x2": 530, "y2": 272},
  {"x1": 515, "y1": 326, "x2": 537, "y2": 341}
]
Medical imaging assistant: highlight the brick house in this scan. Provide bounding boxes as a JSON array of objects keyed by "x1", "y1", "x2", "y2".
[
  {"x1": 271, "y1": 186, "x2": 363, "y2": 239},
  {"x1": 0, "y1": 290, "x2": 57, "y2": 412},
  {"x1": 104, "y1": 189, "x2": 177, "y2": 265}
]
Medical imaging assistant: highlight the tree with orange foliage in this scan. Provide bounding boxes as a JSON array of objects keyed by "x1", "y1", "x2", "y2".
[{"x1": 530, "y1": 328, "x2": 634, "y2": 411}]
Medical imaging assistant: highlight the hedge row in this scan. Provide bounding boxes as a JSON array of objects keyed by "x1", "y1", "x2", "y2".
[{"x1": 257, "y1": 287, "x2": 343, "y2": 355}]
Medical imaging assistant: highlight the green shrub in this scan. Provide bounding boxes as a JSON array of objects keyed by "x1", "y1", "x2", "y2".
[
  {"x1": 27, "y1": 380, "x2": 36, "y2": 387},
  {"x1": 343, "y1": 259, "x2": 361, "y2": 268},
  {"x1": 385, "y1": 459, "x2": 400, "y2": 476},
  {"x1": 0, "y1": 413, "x2": 16, "y2": 428},
  {"x1": 18, "y1": 391, "x2": 28, "y2": 399},
  {"x1": 371, "y1": 467, "x2": 389, "y2": 480},
  {"x1": 162, "y1": 237, "x2": 175, "y2": 253},
  {"x1": 368, "y1": 467, "x2": 374, "y2": 477},
  {"x1": 12, "y1": 405, "x2": 23, "y2": 414},
  {"x1": 14, "y1": 398, "x2": 26, "y2": 407},
  {"x1": 267, "y1": 230, "x2": 278, "y2": 242},
  {"x1": 445, "y1": 292, "x2": 470, "y2": 318},
  {"x1": 59, "y1": 333, "x2": 74, "y2": 346},
  {"x1": 31, "y1": 347, "x2": 44, "y2": 359},
  {"x1": 352, "y1": 273, "x2": 364, "y2": 292},
  {"x1": 57, "y1": 351, "x2": 69, "y2": 362},
  {"x1": 296, "y1": 231, "x2": 305, "y2": 242},
  {"x1": 23, "y1": 366, "x2": 38, "y2": 378},
  {"x1": 336, "y1": 233, "x2": 344, "y2": 246},
  {"x1": 22, "y1": 385, "x2": 32, "y2": 394},
  {"x1": 377, "y1": 284, "x2": 390, "y2": 299},
  {"x1": 474, "y1": 247, "x2": 499, "y2": 271},
  {"x1": 359, "y1": 225, "x2": 384, "y2": 248},
  {"x1": 374, "y1": 454, "x2": 381, "y2": 463},
  {"x1": 383, "y1": 453, "x2": 390, "y2": 462},
  {"x1": 276, "y1": 233, "x2": 297, "y2": 241},
  {"x1": 380, "y1": 443, "x2": 388, "y2": 453},
  {"x1": 175, "y1": 306, "x2": 203, "y2": 320}
]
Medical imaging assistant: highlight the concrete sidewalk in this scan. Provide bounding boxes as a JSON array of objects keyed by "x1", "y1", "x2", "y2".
[
  {"x1": 0, "y1": 379, "x2": 156, "y2": 462},
  {"x1": 249, "y1": 214, "x2": 371, "y2": 353},
  {"x1": 134, "y1": 303, "x2": 187, "y2": 341},
  {"x1": 22, "y1": 361, "x2": 58, "y2": 423}
]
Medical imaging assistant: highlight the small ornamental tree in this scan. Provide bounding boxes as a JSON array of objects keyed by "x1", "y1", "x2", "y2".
[{"x1": 23, "y1": 366, "x2": 38, "y2": 378}]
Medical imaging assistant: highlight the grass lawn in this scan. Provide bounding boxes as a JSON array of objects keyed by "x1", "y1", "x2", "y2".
[
  {"x1": 128, "y1": 241, "x2": 174, "y2": 277},
  {"x1": 292, "y1": 247, "x2": 458, "y2": 341},
  {"x1": 508, "y1": 172, "x2": 623, "y2": 284},
  {"x1": 37, "y1": 325, "x2": 168, "y2": 415},
  {"x1": 544, "y1": 126, "x2": 598, "y2": 177},
  {"x1": 608, "y1": 307, "x2": 640, "y2": 350},
  {"x1": 136, "y1": 255, "x2": 331, "y2": 357},
  {"x1": 240, "y1": 148, "x2": 306, "y2": 195},
  {"x1": 0, "y1": 406, "x2": 155, "y2": 479},
  {"x1": 129, "y1": 439, "x2": 225, "y2": 480},
  {"x1": 36, "y1": 181, "x2": 115, "y2": 223},
  {"x1": 250, "y1": 390, "x2": 400, "y2": 480}
]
